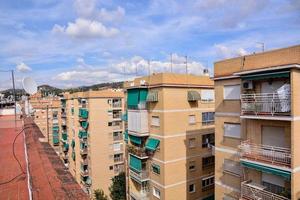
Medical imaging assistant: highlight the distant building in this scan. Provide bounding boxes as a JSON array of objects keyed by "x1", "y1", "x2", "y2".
[
  {"x1": 124, "y1": 73, "x2": 215, "y2": 200},
  {"x1": 214, "y1": 45, "x2": 300, "y2": 199},
  {"x1": 60, "y1": 89, "x2": 125, "y2": 196}
]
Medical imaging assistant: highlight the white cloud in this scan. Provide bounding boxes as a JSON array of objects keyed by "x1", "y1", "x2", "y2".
[
  {"x1": 52, "y1": 18, "x2": 119, "y2": 39},
  {"x1": 214, "y1": 44, "x2": 248, "y2": 59},
  {"x1": 98, "y1": 6, "x2": 125, "y2": 22},
  {"x1": 74, "y1": 0, "x2": 97, "y2": 18},
  {"x1": 16, "y1": 62, "x2": 32, "y2": 72}
]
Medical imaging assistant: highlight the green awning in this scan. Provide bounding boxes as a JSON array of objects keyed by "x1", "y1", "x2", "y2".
[
  {"x1": 127, "y1": 89, "x2": 140, "y2": 108},
  {"x1": 62, "y1": 133, "x2": 67, "y2": 140},
  {"x1": 79, "y1": 108, "x2": 89, "y2": 118},
  {"x1": 152, "y1": 163, "x2": 160, "y2": 174},
  {"x1": 129, "y1": 155, "x2": 142, "y2": 172},
  {"x1": 202, "y1": 195, "x2": 214, "y2": 200},
  {"x1": 122, "y1": 112, "x2": 128, "y2": 121},
  {"x1": 146, "y1": 91, "x2": 158, "y2": 102},
  {"x1": 78, "y1": 130, "x2": 88, "y2": 138},
  {"x1": 187, "y1": 91, "x2": 201, "y2": 101},
  {"x1": 80, "y1": 121, "x2": 89, "y2": 129},
  {"x1": 240, "y1": 161, "x2": 291, "y2": 180},
  {"x1": 129, "y1": 135, "x2": 142, "y2": 145},
  {"x1": 145, "y1": 138, "x2": 160, "y2": 151},
  {"x1": 124, "y1": 130, "x2": 128, "y2": 142},
  {"x1": 53, "y1": 137, "x2": 59, "y2": 144},
  {"x1": 80, "y1": 142, "x2": 87, "y2": 150},
  {"x1": 241, "y1": 71, "x2": 290, "y2": 81},
  {"x1": 72, "y1": 151, "x2": 76, "y2": 161},
  {"x1": 71, "y1": 107, "x2": 74, "y2": 115},
  {"x1": 64, "y1": 143, "x2": 69, "y2": 150},
  {"x1": 127, "y1": 88, "x2": 148, "y2": 109},
  {"x1": 53, "y1": 131, "x2": 59, "y2": 136},
  {"x1": 71, "y1": 139, "x2": 75, "y2": 148},
  {"x1": 52, "y1": 126, "x2": 59, "y2": 131}
]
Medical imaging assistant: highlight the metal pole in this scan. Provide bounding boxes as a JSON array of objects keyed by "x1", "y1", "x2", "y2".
[
  {"x1": 46, "y1": 105, "x2": 49, "y2": 142},
  {"x1": 11, "y1": 70, "x2": 17, "y2": 128}
]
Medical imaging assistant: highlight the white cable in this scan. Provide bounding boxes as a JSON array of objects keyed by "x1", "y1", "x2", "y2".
[{"x1": 22, "y1": 122, "x2": 33, "y2": 200}]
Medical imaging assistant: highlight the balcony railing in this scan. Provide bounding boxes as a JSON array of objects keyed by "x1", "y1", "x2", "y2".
[
  {"x1": 241, "y1": 93, "x2": 291, "y2": 116},
  {"x1": 128, "y1": 145, "x2": 148, "y2": 158},
  {"x1": 80, "y1": 169, "x2": 89, "y2": 177},
  {"x1": 129, "y1": 169, "x2": 149, "y2": 182},
  {"x1": 114, "y1": 156, "x2": 124, "y2": 163},
  {"x1": 80, "y1": 148, "x2": 88, "y2": 155},
  {"x1": 112, "y1": 102, "x2": 122, "y2": 108},
  {"x1": 240, "y1": 140, "x2": 291, "y2": 168},
  {"x1": 130, "y1": 190, "x2": 150, "y2": 200},
  {"x1": 241, "y1": 181, "x2": 289, "y2": 200}
]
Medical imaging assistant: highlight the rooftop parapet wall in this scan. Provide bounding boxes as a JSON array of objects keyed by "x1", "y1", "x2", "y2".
[
  {"x1": 63, "y1": 89, "x2": 124, "y2": 100},
  {"x1": 214, "y1": 45, "x2": 300, "y2": 78},
  {"x1": 124, "y1": 72, "x2": 214, "y2": 89}
]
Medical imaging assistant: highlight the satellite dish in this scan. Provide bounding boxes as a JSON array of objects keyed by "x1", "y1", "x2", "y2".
[{"x1": 22, "y1": 77, "x2": 37, "y2": 95}]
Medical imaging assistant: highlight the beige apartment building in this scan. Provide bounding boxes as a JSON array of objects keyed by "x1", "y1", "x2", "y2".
[
  {"x1": 59, "y1": 89, "x2": 125, "y2": 196},
  {"x1": 30, "y1": 93, "x2": 61, "y2": 149},
  {"x1": 214, "y1": 45, "x2": 300, "y2": 200},
  {"x1": 124, "y1": 73, "x2": 215, "y2": 200}
]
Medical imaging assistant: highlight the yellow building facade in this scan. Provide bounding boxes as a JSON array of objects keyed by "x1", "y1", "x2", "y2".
[
  {"x1": 214, "y1": 45, "x2": 300, "y2": 200},
  {"x1": 124, "y1": 73, "x2": 215, "y2": 200},
  {"x1": 60, "y1": 89, "x2": 125, "y2": 197}
]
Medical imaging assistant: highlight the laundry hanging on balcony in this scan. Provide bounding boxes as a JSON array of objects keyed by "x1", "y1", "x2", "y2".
[{"x1": 276, "y1": 84, "x2": 291, "y2": 112}]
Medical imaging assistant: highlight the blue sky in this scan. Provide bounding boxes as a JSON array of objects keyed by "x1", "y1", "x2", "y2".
[{"x1": 0, "y1": 0, "x2": 299, "y2": 89}]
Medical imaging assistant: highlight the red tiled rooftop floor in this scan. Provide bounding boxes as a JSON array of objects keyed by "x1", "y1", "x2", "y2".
[
  {"x1": 0, "y1": 115, "x2": 29, "y2": 200},
  {"x1": 0, "y1": 115, "x2": 89, "y2": 200}
]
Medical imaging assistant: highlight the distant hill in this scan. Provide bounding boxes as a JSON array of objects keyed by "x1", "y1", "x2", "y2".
[{"x1": 0, "y1": 82, "x2": 124, "y2": 99}]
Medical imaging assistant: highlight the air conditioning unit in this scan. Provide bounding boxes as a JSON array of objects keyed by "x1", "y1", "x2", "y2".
[
  {"x1": 242, "y1": 80, "x2": 253, "y2": 90},
  {"x1": 140, "y1": 80, "x2": 147, "y2": 86}
]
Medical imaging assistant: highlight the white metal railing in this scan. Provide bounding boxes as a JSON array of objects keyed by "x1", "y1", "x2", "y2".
[
  {"x1": 240, "y1": 140, "x2": 291, "y2": 167},
  {"x1": 112, "y1": 101, "x2": 122, "y2": 108},
  {"x1": 130, "y1": 190, "x2": 150, "y2": 200},
  {"x1": 241, "y1": 93, "x2": 291, "y2": 116},
  {"x1": 130, "y1": 169, "x2": 149, "y2": 181},
  {"x1": 241, "y1": 181, "x2": 289, "y2": 200}
]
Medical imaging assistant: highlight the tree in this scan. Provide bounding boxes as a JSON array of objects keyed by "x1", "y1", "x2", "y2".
[
  {"x1": 109, "y1": 172, "x2": 126, "y2": 200},
  {"x1": 93, "y1": 189, "x2": 108, "y2": 200}
]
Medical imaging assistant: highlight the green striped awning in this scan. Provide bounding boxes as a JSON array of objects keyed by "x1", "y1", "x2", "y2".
[
  {"x1": 79, "y1": 108, "x2": 88, "y2": 118},
  {"x1": 62, "y1": 133, "x2": 68, "y2": 140},
  {"x1": 146, "y1": 91, "x2": 158, "y2": 102},
  {"x1": 187, "y1": 91, "x2": 201, "y2": 101},
  {"x1": 80, "y1": 121, "x2": 89, "y2": 129},
  {"x1": 64, "y1": 143, "x2": 69, "y2": 151},
  {"x1": 78, "y1": 131, "x2": 88, "y2": 138},
  {"x1": 72, "y1": 151, "x2": 76, "y2": 161},
  {"x1": 52, "y1": 126, "x2": 59, "y2": 131},
  {"x1": 145, "y1": 138, "x2": 160, "y2": 151},
  {"x1": 129, "y1": 135, "x2": 142, "y2": 145},
  {"x1": 129, "y1": 155, "x2": 142, "y2": 172},
  {"x1": 127, "y1": 88, "x2": 148, "y2": 109},
  {"x1": 53, "y1": 137, "x2": 59, "y2": 144},
  {"x1": 71, "y1": 139, "x2": 75, "y2": 148},
  {"x1": 241, "y1": 71, "x2": 290, "y2": 81},
  {"x1": 240, "y1": 161, "x2": 291, "y2": 180},
  {"x1": 124, "y1": 130, "x2": 129, "y2": 143},
  {"x1": 151, "y1": 163, "x2": 160, "y2": 174}
]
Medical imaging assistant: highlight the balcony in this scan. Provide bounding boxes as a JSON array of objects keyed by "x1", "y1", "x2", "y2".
[
  {"x1": 112, "y1": 123, "x2": 123, "y2": 131},
  {"x1": 130, "y1": 190, "x2": 150, "y2": 200},
  {"x1": 129, "y1": 169, "x2": 149, "y2": 183},
  {"x1": 128, "y1": 110, "x2": 149, "y2": 136},
  {"x1": 80, "y1": 169, "x2": 89, "y2": 177},
  {"x1": 241, "y1": 93, "x2": 291, "y2": 117},
  {"x1": 240, "y1": 140, "x2": 291, "y2": 168},
  {"x1": 78, "y1": 108, "x2": 88, "y2": 121},
  {"x1": 114, "y1": 156, "x2": 124, "y2": 163},
  {"x1": 127, "y1": 145, "x2": 148, "y2": 159},
  {"x1": 112, "y1": 113, "x2": 122, "y2": 121},
  {"x1": 80, "y1": 148, "x2": 88, "y2": 155},
  {"x1": 81, "y1": 159, "x2": 88, "y2": 166},
  {"x1": 112, "y1": 101, "x2": 122, "y2": 109},
  {"x1": 241, "y1": 180, "x2": 289, "y2": 200}
]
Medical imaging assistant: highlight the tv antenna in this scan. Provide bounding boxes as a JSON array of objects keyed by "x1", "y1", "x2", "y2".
[{"x1": 22, "y1": 77, "x2": 38, "y2": 115}]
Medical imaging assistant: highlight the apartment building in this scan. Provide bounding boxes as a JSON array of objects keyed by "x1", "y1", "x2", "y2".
[
  {"x1": 30, "y1": 93, "x2": 61, "y2": 148},
  {"x1": 214, "y1": 45, "x2": 300, "y2": 200},
  {"x1": 59, "y1": 89, "x2": 125, "y2": 196},
  {"x1": 124, "y1": 73, "x2": 215, "y2": 200}
]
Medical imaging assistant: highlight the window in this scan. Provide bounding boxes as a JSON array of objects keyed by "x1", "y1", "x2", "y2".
[
  {"x1": 202, "y1": 133, "x2": 215, "y2": 148},
  {"x1": 189, "y1": 161, "x2": 196, "y2": 171},
  {"x1": 202, "y1": 156, "x2": 215, "y2": 169},
  {"x1": 189, "y1": 115, "x2": 196, "y2": 124},
  {"x1": 151, "y1": 116, "x2": 160, "y2": 127},
  {"x1": 113, "y1": 143, "x2": 121, "y2": 151},
  {"x1": 108, "y1": 122, "x2": 112, "y2": 126},
  {"x1": 224, "y1": 123, "x2": 241, "y2": 139},
  {"x1": 202, "y1": 176, "x2": 214, "y2": 191},
  {"x1": 153, "y1": 187, "x2": 161, "y2": 199},
  {"x1": 223, "y1": 159, "x2": 242, "y2": 176},
  {"x1": 224, "y1": 85, "x2": 240, "y2": 100},
  {"x1": 189, "y1": 183, "x2": 196, "y2": 193},
  {"x1": 201, "y1": 90, "x2": 215, "y2": 101},
  {"x1": 188, "y1": 138, "x2": 196, "y2": 148},
  {"x1": 152, "y1": 163, "x2": 160, "y2": 175},
  {"x1": 202, "y1": 112, "x2": 215, "y2": 125},
  {"x1": 109, "y1": 166, "x2": 113, "y2": 170}
]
